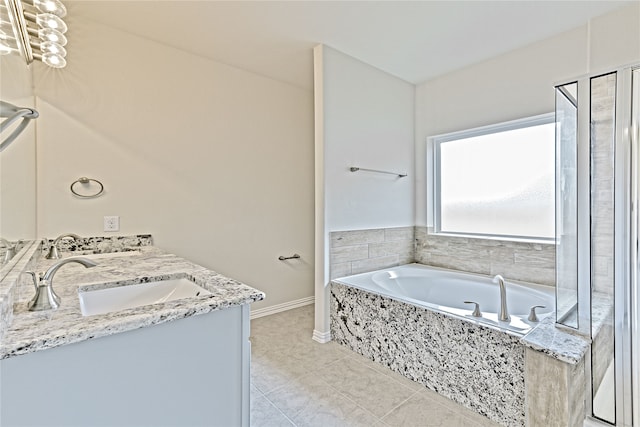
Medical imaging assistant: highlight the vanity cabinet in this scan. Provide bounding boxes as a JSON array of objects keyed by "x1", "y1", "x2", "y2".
[{"x1": 1, "y1": 304, "x2": 251, "y2": 427}]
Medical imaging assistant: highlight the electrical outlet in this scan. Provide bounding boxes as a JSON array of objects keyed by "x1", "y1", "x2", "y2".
[{"x1": 103, "y1": 216, "x2": 120, "y2": 232}]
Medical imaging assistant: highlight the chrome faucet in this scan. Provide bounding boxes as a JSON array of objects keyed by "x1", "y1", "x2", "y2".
[
  {"x1": 493, "y1": 274, "x2": 510, "y2": 322},
  {"x1": 0, "y1": 238, "x2": 16, "y2": 265},
  {"x1": 45, "y1": 233, "x2": 82, "y2": 259},
  {"x1": 27, "y1": 257, "x2": 98, "y2": 311}
]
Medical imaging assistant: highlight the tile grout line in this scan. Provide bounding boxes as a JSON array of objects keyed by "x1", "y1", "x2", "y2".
[
  {"x1": 259, "y1": 391, "x2": 299, "y2": 427},
  {"x1": 262, "y1": 369, "x2": 384, "y2": 426},
  {"x1": 258, "y1": 349, "x2": 353, "y2": 397},
  {"x1": 304, "y1": 369, "x2": 390, "y2": 425},
  {"x1": 333, "y1": 351, "x2": 428, "y2": 424},
  {"x1": 377, "y1": 388, "x2": 423, "y2": 424}
]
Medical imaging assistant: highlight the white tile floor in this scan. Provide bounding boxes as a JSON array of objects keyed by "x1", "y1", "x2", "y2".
[{"x1": 250, "y1": 305, "x2": 501, "y2": 427}]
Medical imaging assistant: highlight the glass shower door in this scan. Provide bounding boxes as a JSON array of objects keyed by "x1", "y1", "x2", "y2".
[
  {"x1": 590, "y1": 72, "x2": 617, "y2": 425},
  {"x1": 555, "y1": 82, "x2": 579, "y2": 329}
]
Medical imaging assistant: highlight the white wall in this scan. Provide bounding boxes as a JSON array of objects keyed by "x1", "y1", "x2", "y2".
[
  {"x1": 416, "y1": 3, "x2": 640, "y2": 226},
  {"x1": 323, "y1": 46, "x2": 415, "y2": 231},
  {"x1": 32, "y1": 18, "x2": 315, "y2": 311},
  {"x1": 314, "y1": 45, "x2": 414, "y2": 339}
]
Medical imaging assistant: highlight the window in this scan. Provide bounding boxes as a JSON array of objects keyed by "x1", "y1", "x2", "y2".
[{"x1": 430, "y1": 114, "x2": 555, "y2": 240}]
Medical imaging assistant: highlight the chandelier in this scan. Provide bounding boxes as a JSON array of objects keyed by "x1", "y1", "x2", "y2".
[{"x1": 0, "y1": 0, "x2": 68, "y2": 68}]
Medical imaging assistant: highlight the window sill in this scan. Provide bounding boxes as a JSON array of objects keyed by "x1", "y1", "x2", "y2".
[{"x1": 426, "y1": 229, "x2": 555, "y2": 245}]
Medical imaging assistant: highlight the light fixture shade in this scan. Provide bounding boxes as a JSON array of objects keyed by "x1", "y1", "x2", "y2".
[
  {"x1": 38, "y1": 27, "x2": 67, "y2": 46},
  {"x1": 33, "y1": 0, "x2": 67, "y2": 18},
  {"x1": 1, "y1": 0, "x2": 69, "y2": 68},
  {"x1": 41, "y1": 51, "x2": 66, "y2": 68},
  {"x1": 36, "y1": 13, "x2": 68, "y2": 33},
  {"x1": 40, "y1": 40, "x2": 66, "y2": 57}
]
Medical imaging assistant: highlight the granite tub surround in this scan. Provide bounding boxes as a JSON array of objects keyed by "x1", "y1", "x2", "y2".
[
  {"x1": 330, "y1": 226, "x2": 414, "y2": 279},
  {"x1": 330, "y1": 282, "x2": 526, "y2": 426},
  {"x1": 1, "y1": 244, "x2": 265, "y2": 359},
  {"x1": 415, "y1": 226, "x2": 556, "y2": 286}
]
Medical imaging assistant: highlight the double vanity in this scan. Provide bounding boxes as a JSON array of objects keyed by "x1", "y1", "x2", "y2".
[{"x1": 0, "y1": 235, "x2": 265, "y2": 427}]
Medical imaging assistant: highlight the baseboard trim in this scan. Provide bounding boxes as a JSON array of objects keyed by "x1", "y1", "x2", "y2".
[
  {"x1": 312, "y1": 329, "x2": 331, "y2": 343},
  {"x1": 250, "y1": 296, "x2": 315, "y2": 319}
]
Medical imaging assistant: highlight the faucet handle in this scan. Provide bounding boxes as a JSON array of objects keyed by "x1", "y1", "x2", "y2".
[
  {"x1": 464, "y1": 301, "x2": 482, "y2": 317},
  {"x1": 528, "y1": 305, "x2": 546, "y2": 322}
]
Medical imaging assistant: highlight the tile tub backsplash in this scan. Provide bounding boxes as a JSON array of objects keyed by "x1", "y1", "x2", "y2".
[
  {"x1": 415, "y1": 227, "x2": 555, "y2": 286},
  {"x1": 329, "y1": 226, "x2": 555, "y2": 286},
  {"x1": 329, "y1": 227, "x2": 414, "y2": 279}
]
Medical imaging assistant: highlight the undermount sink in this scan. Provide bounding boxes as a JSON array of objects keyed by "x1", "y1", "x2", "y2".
[{"x1": 78, "y1": 277, "x2": 211, "y2": 316}]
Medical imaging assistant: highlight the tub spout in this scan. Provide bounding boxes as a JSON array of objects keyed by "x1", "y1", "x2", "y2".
[{"x1": 493, "y1": 274, "x2": 510, "y2": 322}]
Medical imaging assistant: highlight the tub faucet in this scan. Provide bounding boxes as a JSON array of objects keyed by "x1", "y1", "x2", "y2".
[
  {"x1": 45, "y1": 233, "x2": 82, "y2": 259},
  {"x1": 493, "y1": 274, "x2": 510, "y2": 322},
  {"x1": 27, "y1": 257, "x2": 98, "y2": 311},
  {"x1": 0, "y1": 238, "x2": 16, "y2": 265}
]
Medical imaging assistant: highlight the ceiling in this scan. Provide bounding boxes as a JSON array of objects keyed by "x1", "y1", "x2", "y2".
[{"x1": 68, "y1": 1, "x2": 633, "y2": 89}]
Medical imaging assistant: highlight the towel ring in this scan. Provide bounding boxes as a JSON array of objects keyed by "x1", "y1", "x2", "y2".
[{"x1": 70, "y1": 177, "x2": 104, "y2": 198}]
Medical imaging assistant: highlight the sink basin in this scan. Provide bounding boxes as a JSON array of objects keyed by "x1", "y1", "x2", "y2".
[{"x1": 78, "y1": 277, "x2": 211, "y2": 316}]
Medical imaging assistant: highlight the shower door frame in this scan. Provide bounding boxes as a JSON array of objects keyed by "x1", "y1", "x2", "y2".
[
  {"x1": 629, "y1": 66, "x2": 639, "y2": 427},
  {"x1": 612, "y1": 65, "x2": 635, "y2": 427},
  {"x1": 559, "y1": 64, "x2": 638, "y2": 427}
]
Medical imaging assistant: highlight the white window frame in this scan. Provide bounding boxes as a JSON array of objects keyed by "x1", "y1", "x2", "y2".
[{"x1": 427, "y1": 113, "x2": 555, "y2": 243}]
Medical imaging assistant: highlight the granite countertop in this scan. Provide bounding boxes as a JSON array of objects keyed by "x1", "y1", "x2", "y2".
[
  {"x1": 0, "y1": 245, "x2": 265, "y2": 359},
  {"x1": 519, "y1": 316, "x2": 590, "y2": 364},
  {"x1": 520, "y1": 293, "x2": 613, "y2": 365}
]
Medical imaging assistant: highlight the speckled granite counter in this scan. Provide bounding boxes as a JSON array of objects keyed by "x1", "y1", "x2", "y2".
[
  {"x1": 519, "y1": 316, "x2": 589, "y2": 364},
  {"x1": 519, "y1": 294, "x2": 615, "y2": 365},
  {"x1": 0, "y1": 242, "x2": 265, "y2": 359}
]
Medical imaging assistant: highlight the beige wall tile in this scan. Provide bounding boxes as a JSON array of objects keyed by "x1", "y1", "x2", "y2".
[
  {"x1": 351, "y1": 255, "x2": 399, "y2": 274},
  {"x1": 330, "y1": 245, "x2": 369, "y2": 264},
  {"x1": 330, "y1": 262, "x2": 352, "y2": 280},
  {"x1": 329, "y1": 227, "x2": 415, "y2": 279},
  {"x1": 330, "y1": 227, "x2": 555, "y2": 286},
  {"x1": 525, "y1": 349, "x2": 569, "y2": 427},
  {"x1": 331, "y1": 229, "x2": 385, "y2": 248},
  {"x1": 369, "y1": 240, "x2": 413, "y2": 258},
  {"x1": 384, "y1": 226, "x2": 414, "y2": 241},
  {"x1": 415, "y1": 227, "x2": 555, "y2": 286}
]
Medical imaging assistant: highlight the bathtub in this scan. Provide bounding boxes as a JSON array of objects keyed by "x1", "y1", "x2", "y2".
[
  {"x1": 332, "y1": 263, "x2": 554, "y2": 335},
  {"x1": 330, "y1": 263, "x2": 555, "y2": 425}
]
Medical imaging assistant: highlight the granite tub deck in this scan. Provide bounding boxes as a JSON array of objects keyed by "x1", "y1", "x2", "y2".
[
  {"x1": 331, "y1": 282, "x2": 526, "y2": 426},
  {"x1": 0, "y1": 243, "x2": 265, "y2": 359}
]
